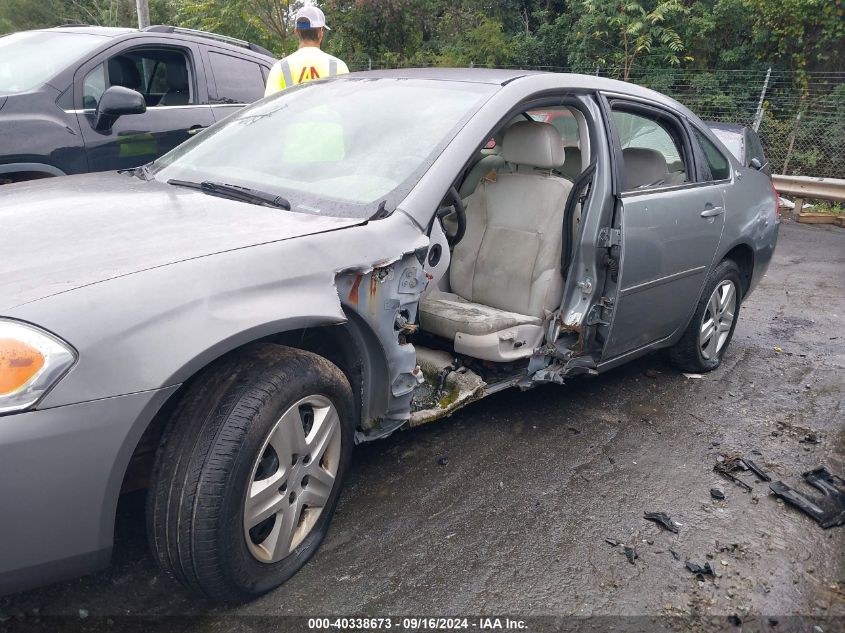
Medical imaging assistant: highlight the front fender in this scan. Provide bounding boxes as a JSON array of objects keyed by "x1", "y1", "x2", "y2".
[{"x1": 9, "y1": 238, "x2": 348, "y2": 409}]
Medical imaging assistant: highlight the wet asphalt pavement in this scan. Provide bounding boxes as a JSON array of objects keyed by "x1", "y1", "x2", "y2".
[{"x1": 1, "y1": 221, "x2": 843, "y2": 626}]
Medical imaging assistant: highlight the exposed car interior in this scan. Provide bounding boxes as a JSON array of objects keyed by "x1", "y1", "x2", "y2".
[
  {"x1": 419, "y1": 120, "x2": 574, "y2": 362},
  {"x1": 407, "y1": 106, "x2": 591, "y2": 421}
]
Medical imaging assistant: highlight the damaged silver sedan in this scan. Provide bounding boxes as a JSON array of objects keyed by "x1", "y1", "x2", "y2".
[{"x1": 0, "y1": 69, "x2": 778, "y2": 602}]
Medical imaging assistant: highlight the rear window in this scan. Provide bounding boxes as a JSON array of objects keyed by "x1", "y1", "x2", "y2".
[
  {"x1": 208, "y1": 51, "x2": 265, "y2": 104},
  {"x1": 709, "y1": 127, "x2": 743, "y2": 162},
  {"x1": 693, "y1": 129, "x2": 731, "y2": 181},
  {"x1": 0, "y1": 31, "x2": 109, "y2": 95}
]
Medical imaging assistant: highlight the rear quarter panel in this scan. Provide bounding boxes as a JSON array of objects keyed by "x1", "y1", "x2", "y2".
[{"x1": 720, "y1": 165, "x2": 779, "y2": 297}]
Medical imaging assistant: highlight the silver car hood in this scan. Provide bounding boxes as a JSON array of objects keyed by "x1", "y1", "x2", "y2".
[{"x1": 0, "y1": 172, "x2": 363, "y2": 310}]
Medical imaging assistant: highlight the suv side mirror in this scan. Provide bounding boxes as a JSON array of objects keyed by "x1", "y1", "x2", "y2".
[{"x1": 93, "y1": 86, "x2": 146, "y2": 131}]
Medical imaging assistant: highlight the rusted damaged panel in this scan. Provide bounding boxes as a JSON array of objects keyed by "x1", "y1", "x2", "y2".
[
  {"x1": 336, "y1": 250, "x2": 430, "y2": 437},
  {"x1": 346, "y1": 273, "x2": 363, "y2": 307}
]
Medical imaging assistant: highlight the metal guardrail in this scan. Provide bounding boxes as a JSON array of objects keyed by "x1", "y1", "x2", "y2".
[{"x1": 772, "y1": 175, "x2": 845, "y2": 204}]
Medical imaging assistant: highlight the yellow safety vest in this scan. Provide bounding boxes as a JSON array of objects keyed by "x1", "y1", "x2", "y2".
[{"x1": 264, "y1": 47, "x2": 349, "y2": 97}]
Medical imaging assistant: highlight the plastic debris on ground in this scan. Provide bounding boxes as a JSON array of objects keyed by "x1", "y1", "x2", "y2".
[
  {"x1": 769, "y1": 467, "x2": 845, "y2": 528},
  {"x1": 643, "y1": 511, "x2": 681, "y2": 533},
  {"x1": 685, "y1": 560, "x2": 716, "y2": 582}
]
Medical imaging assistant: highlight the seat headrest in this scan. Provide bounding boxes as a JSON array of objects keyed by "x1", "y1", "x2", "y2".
[
  {"x1": 166, "y1": 64, "x2": 189, "y2": 90},
  {"x1": 107, "y1": 57, "x2": 142, "y2": 91},
  {"x1": 622, "y1": 147, "x2": 669, "y2": 190},
  {"x1": 502, "y1": 121, "x2": 565, "y2": 169}
]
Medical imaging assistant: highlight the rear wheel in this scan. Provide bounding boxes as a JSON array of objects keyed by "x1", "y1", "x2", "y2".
[
  {"x1": 668, "y1": 259, "x2": 742, "y2": 373},
  {"x1": 146, "y1": 343, "x2": 354, "y2": 603}
]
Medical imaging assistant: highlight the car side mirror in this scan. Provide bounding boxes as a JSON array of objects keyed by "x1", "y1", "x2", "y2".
[
  {"x1": 749, "y1": 156, "x2": 772, "y2": 176},
  {"x1": 93, "y1": 86, "x2": 146, "y2": 131}
]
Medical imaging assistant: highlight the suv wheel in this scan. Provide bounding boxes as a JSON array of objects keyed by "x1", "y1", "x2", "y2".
[
  {"x1": 668, "y1": 259, "x2": 742, "y2": 373},
  {"x1": 147, "y1": 343, "x2": 354, "y2": 603}
]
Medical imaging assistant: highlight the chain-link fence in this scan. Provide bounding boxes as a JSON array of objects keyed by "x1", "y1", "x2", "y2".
[
  {"x1": 348, "y1": 60, "x2": 845, "y2": 179},
  {"x1": 623, "y1": 68, "x2": 845, "y2": 180}
]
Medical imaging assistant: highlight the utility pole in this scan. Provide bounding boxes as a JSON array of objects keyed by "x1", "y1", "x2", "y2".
[{"x1": 135, "y1": 0, "x2": 150, "y2": 29}]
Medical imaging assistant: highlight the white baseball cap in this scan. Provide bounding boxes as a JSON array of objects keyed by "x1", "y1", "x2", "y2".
[{"x1": 294, "y1": 6, "x2": 330, "y2": 31}]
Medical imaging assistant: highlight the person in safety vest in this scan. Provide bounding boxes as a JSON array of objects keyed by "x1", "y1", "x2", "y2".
[{"x1": 264, "y1": 6, "x2": 349, "y2": 97}]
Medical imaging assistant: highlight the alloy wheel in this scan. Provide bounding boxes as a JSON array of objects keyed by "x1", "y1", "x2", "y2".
[{"x1": 699, "y1": 280, "x2": 737, "y2": 361}]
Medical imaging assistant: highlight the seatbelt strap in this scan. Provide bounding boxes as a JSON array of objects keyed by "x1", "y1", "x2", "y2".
[{"x1": 280, "y1": 59, "x2": 294, "y2": 89}]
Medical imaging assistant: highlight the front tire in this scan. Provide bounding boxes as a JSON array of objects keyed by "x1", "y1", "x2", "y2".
[
  {"x1": 668, "y1": 259, "x2": 742, "y2": 373},
  {"x1": 146, "y1": 343, "x2": 354, "y2": 603}
]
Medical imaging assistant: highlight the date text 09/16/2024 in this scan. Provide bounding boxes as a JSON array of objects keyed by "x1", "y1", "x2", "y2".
[{"x1": 307, "y1": 618, "x2": 528, "y2": 630}]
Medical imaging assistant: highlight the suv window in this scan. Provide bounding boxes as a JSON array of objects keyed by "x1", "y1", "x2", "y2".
[
  {"x1": 692, "y1": 128, "x2": 731, "y2": 181},
  {"x1": 612, "y1": 108, "x2": 689, "y2": 190},
  {"x1": 208, "y1": 51, "x2": 265, "y2": 104},
  {"x1": 83, "y1": 48, "x2": 193, "y2": 109}
]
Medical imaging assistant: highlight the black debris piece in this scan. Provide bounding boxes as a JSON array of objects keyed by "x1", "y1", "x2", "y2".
[
  {"x1": 605, "y1": 538, "x2": 620, "y2": 547},
  {"x1": 769, "y1": 467, "x2": 845, "y2": 528},
  {"x1": 644, "y1": 511, "x2": 681, "y2": 533},
  {"x1": 436, "y1": 456, "x2": 449, "y2": 466},
  {"x1": 714, "y1": 464, "x2": 753, "y2": 492},
  {"x1": 743, "y1": 457, "x2": 772, "y2": 482},
  {"x1": 623, "y1": 545, "x2": 637, "y2": 564},
  {"x1": 800, "y1": 433, "x2": 821, "y2": 445},
  {"x1": 669, "y1": 549, "x2": 681, "y2": 561},
  {"x1": 710, "y1": 488, "x2": 725, "y2": 500},
  {"x1": 721, "y1": 455, "x2": 749, "y2": 472},
  {"x1": 685, "y1": 561, "x2": 716, "y2": 582},
  {"x1": 727, "y1": 614, "x2": 742, "y2": 627}
]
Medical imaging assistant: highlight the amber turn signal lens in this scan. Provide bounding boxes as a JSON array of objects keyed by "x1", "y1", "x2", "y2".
[{"x1": 0, "y1": 338, "x2": 46, "y2": 396}]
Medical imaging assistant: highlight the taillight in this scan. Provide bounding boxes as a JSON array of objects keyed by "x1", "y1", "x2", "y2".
[{"x1": 771, "y1": 181, "x2": 781, "y2": 219}]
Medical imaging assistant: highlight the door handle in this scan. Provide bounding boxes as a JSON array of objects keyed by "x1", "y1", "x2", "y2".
[
  {"x1": 188, "y1": 125, "x2": 207, "y2": 136},
  {"x1": 700, "y1": 205, "x2": 725, "y2": 218}
]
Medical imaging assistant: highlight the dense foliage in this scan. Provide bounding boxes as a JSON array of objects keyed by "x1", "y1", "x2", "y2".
[
  {"x1": 1, "y1": 0, "x2": 843, "y2": 175},
  {"x1": 2, "y1": 0, "x2": 842, "y2": 75}
]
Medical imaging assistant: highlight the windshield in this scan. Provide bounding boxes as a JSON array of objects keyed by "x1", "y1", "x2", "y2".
[
  {"x1": 710, "y1": 128, "x2": 744, "y2": 161},
  {"x1": 152, "y1": 78, "x2": 496, "y2": 218},
  {"x1": 0, "y1": 31, "x2": 109, "y2": 95}
]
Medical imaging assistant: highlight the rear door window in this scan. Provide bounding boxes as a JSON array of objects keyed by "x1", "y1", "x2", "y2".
[
  {"x1": 692, "y1": 128, "x2": 731, "y2": 181},
  {"x1": 611, "y1": 108, "x2": 689, "y2": 190},
  {"x1": 207, "y1": 51, "x2": 265, "y2": 104}
]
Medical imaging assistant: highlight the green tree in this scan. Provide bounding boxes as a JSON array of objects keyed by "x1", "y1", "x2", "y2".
[
  {"x1": 438, "y1": 16, "x2": 515, "y2": 67},
  {"x1": 571, "y1": 0, "x2": 687, "y2": 79},
  {"x1": 172, "y1": 0, "x2": 299, "y2": 55}
]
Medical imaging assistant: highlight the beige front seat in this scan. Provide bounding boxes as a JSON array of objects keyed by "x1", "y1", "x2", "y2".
[{"x1": 419, "y1": 121, "x2": 573, "y2": 362}]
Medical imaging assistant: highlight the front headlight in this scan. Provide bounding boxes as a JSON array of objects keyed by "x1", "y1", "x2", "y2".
[{"x1": 0, "y1": 320, "x2": 76, "y2": 415}]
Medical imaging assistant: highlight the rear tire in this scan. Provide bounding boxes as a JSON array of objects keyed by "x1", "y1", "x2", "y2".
[
  {"x1": 668, "y1": 259, "x2": 742, "y2": 373},
  {"x1": 146, "y1": 343, "x2": 354, "y2": 603}
]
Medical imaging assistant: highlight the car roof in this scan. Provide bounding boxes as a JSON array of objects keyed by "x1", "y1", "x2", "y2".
[
  {"x1": 354, "y1": 67, "x2": 544, "y2": 84},
  {"x1": 348, "y1": 68, "x2": 697, "y2": 118},
  {"x1": 37, "y1": 25, "x2": 275, "y2": 60},
  {"x1": 37, "y1": 26, "x2": 135, "y2": 37}
]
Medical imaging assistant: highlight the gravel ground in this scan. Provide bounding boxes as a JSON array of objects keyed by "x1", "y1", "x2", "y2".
[{"x1": 1, "y1": 221, "x2": 843, "y2": 630}]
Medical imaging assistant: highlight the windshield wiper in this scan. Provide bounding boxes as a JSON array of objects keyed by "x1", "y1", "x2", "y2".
[{"x1": 167, "y1": 179, "x2": 291, "y2": 210}]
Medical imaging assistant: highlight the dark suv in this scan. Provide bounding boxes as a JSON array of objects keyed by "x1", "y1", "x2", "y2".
[{"x1": 0, "y1": 25, "x2": 276, "y2": 183}]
